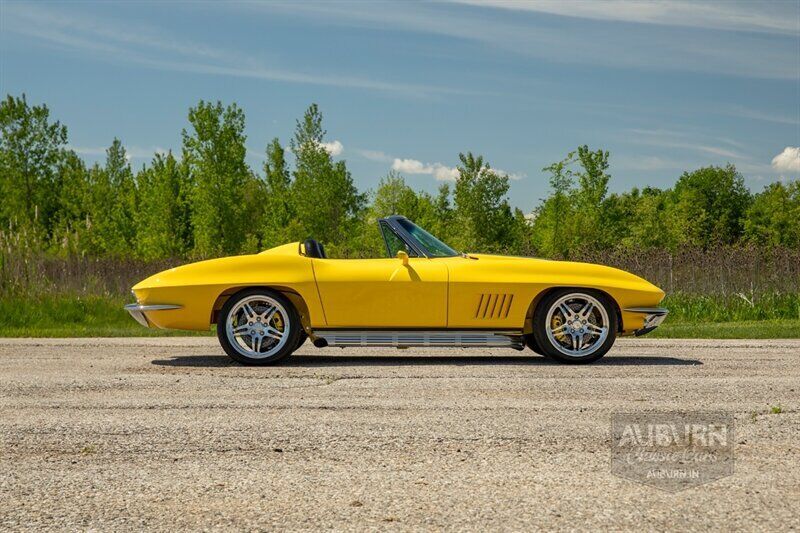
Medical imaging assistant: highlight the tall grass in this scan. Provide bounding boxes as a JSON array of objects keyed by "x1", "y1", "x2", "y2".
[
  {"x1": 578, "y1": 245, "x2": 800, "y2": 296},
  {"x1": 0, "y1": 294, "x2": 210, "y2": 336},
  {"x1": 4, "y1": 230, "x2": 798, "y2": 298},
  {"x1": 0, "y1": 229, "x2": 179, "y2": 297},
  {"x1": 2, "y1": 230, "x2": 799, "y2": 333},
  {"x1": 663, "y1": 292, "x2": 800, "y2": 322}
]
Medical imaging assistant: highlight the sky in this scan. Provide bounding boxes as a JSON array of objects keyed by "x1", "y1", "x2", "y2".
[{"x1": 1, "y1": 0, "x2": 798, "y2": 210}]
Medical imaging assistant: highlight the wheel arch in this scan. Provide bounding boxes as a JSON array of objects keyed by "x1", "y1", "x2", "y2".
[
  {"x1": 211, "y1": 285, "x2": 312, "y2": 333},
  {"x1": 524, "y1": 286, "x2": 623, "y2": 334}
]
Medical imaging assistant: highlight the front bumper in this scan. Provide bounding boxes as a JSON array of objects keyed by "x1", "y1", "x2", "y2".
[
  {"x1": 124, "y1": 304, "x2": 182, "y2": 328},
  {"x1": 625, "y1": 307, "x2": 669, "y2": 337}
]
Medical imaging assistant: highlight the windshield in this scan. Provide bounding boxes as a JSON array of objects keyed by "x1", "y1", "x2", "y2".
[
  {"x1": 380, "y1": 221, "x2": 418, "y2": 258},
  {"x1": 396, "y1": 218, "x2": 459, "y2": 258}
]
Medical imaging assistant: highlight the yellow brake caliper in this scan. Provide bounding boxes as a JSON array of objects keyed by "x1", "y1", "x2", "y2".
[
  {"x1": 551, "y1": 314, "x2": 567, "y2": 343},
  {"x1": 272, "y1": 313, "x2": 284, "y2": 333}
]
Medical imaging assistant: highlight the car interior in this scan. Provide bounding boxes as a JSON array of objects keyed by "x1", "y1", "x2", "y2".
[{"x1": 303, "y1": 238, "x2": 327, "y2": 259}]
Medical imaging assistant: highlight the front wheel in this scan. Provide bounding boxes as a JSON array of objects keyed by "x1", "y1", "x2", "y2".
[
  {"x1": 217, "y1": 288, "x2": 302, "y2": 365},
  {"x1": 532, "y1": 289, "x2": 617, "y2": 364}
]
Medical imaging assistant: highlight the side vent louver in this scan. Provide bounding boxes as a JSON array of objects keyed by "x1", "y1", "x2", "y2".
[{"x1": 475, "y1": 293, "x2": 513, "y2": 319}]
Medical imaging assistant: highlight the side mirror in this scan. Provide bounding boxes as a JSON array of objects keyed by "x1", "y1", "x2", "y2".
[{"x1": 396, "y1": 250, "x2": 409, "y2": 266}]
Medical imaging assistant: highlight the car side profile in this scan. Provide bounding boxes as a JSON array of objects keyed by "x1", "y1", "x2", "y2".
[{"x1": 125, "y1": 216, "x2": 667, "y2": 364}]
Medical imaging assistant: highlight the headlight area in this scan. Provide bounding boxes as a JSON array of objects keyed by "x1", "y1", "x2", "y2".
[{"x1": 624, "y1": 307, "x2": 669, "y2": 337}]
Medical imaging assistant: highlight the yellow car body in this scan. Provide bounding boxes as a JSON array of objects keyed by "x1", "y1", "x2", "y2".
[
  {"x1": 128, "y1": 238, "x2": 665, "y2": 336},
  {"x1": 127, "y1": 215, "x2": 667, "y2": 364}
]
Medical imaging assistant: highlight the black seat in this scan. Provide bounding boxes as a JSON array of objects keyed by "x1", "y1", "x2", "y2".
[{"x1": 303, "y1": 238, "x2": 327, "y2": 259}]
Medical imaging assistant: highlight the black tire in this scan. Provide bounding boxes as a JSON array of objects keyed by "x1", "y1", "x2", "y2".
[
  {"x1": 217, "y1": 288, "x2": 302, "y2": 365},
  {"x1": 532, "y1": 289, "x2": 617, "y2": 364},
  {"x1": 295, "y1": 330, "x2": 308, "y2": 350},
  {"x1": 523, "y1": 333, "x2": 545, "y2": 356}
]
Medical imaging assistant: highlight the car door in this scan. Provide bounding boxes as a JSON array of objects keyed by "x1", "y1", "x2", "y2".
[{"x1": 311, "y1": 257, "x2": 448, "y2": 328}]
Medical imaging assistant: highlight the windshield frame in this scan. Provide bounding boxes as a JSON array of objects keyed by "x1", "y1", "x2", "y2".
[{"x1": 378, "y1": 216, "x2": 460, "y2": 259}]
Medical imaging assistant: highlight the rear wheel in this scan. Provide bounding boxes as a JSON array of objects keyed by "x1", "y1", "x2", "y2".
[
  {"x1": 217, "y1": 288, "x2": 301, "y2": 365},
  {"x1": 523, "y1": 333, "x2": 545, "y2": 355},
  {"x1": 295, "y1": 330, "x2": 308, "y2": 350},
  {"x1": 532, "y1": 289, "x2": 617, "y2": 364}
]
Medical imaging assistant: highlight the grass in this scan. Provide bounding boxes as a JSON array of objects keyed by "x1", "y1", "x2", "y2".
[
  {"x1": 1, "y1": 293, "x2": 800, "y2": 338},
  {"x1": 651, "y1": 320, "x2": 800, "y2": 339},
  {"x1": 0, "y1": 294, "x2": 211, "y2": 337},
  {"x1": 661, "y1": 292, "x2": 800, "y2": 322}
]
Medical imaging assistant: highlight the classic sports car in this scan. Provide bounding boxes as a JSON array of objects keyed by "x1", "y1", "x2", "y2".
[{"x1": 125, "y1": 216, "x2": 667, "y2": 364}]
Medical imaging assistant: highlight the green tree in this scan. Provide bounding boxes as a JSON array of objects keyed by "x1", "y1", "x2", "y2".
[
  {"x1": 290, "y1": 104, "x2": 364, "y2": 250},
  {"x1": 353, "y1": 171, "x2": 441, "y2": 257},
  {"x1": 371, "y1": 171, "x2": 437, "y2": 223},
  {"x1": 135, "y1": 151, "x2": 191, "y2": 259},
  {"x1": 182, "y1": 101, "x2": 250, "y2": 257},
  {"x1": 452, "y1": 152, "x2": 520, "y2": 253},
  {"x1": 262, "y1": 138, "x2": 298, "y2": 248},
  {"x1": 51, "y1": 150, "x2": 91, "y2": 254},
  {"x1": 530, "y1": 146, "x2": 613, "y2": 257},
  {"x1": 84, "y1": 139, "x2": 137, "y2": 256},
  {"x1": 744, "y1": 181, "x2": 800, "y2": 247},
  {"x1": 671, "y1": 165, "x2": 752, "y2": 246},
  {"x1": 433, "y1": 183, "x2": 454, "y2": 240},
  {"x1": 0, "y1": 94, "x2": 68, "y2": 235},
  {"x1": 531, "y1": 152, "x2": 577, "y2": 257},
  {"x1": 614, "y1": 187, "x2": 668, "y2": 249},
  {"x1": 240, "y1": 170, "x2": 270, "y2": 254},
  {"x1": 574, "y1": 145, "x2": 611, "y2": 248}
]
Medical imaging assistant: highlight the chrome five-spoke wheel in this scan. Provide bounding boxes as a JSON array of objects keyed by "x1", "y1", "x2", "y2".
[
  {"x1": 533, "y1": 289, "x2": 617, "y2": 363},
  {"x1": 217, "y1": 289, "x2": 300, "y2": 364}
]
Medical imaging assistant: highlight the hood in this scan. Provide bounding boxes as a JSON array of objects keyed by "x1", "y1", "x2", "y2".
[{"x1": 467, "y1": 253, "x2": 664, "y2": 296}]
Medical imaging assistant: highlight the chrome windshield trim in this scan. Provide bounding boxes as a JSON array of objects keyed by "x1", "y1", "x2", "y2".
[{"x1": 379, "y1": 217, "x2": 428, "y2": 258}]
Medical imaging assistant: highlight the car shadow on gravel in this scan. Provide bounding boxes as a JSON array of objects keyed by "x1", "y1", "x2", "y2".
[{"x1": 151, "y1": 354, "x2": 702, "y2": 367}]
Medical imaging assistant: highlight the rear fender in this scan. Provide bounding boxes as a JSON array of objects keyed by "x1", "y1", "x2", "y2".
[{"x1": 211, "y1": 286, "x2": 313, "y2": 333}]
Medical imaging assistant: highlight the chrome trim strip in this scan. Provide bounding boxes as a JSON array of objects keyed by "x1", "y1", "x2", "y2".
[
  {"x1": 626, "y1": 308, "x2": 669, "y2": 335},
  {"x1": 124, "y1": 304, "x2": 182, "y2": 328},
  {"x1": 314, "y1": 329, "x2": 524, "y2": 349},
  {"x1": 124, "y1": 304, "x2": 182, "y2": 311},
  {"x1": 624, "y1": 307, "x2": 669, "y2": 315}
]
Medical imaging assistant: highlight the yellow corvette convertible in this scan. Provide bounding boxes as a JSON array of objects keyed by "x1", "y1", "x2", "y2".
[{"x1": 125, "y1": 216, "x2": 667, "y2": 364}]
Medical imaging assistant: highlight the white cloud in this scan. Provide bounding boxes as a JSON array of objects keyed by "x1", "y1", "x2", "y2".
[
  {"x1": 319, "y1": 140, "x2": 344, "y2": 156},
  {"x1": 392, "y1": 158, "x2": 428, "y2": 174},
  {"x1": 625, "y1": 129, "x2": 747, "y2": 160},
  {"x1": 3, "y1": 3, "x2": 461, "y2": 97},
  {"x1": 70, "y1": 145, "x2": 169, "y2": 161},
  {"x1": 69, "y1": 146, "x2": 106, "y2": 157},
  {"x1": 452, "y1": 0, "x2": 798, "y2": 35},
  {"x1": 721, "y1": 105, "x2": 800, "y2": 126},
  {"x1": 392, "y1": 158, "x2": 460, "y2": 181},
  {"x1": 258, "y1": 1, "x2": 799, "y2": 80},
  {"x1": 391, "y1": 157, "x2": 523, "y2": 181},
  {"x1": 494, "y1": 168, "x2": 525, "y2": 181},
  {"x1": 771, "y1": 147, "x2": 800, "y2": 173},
  {"x1": 614, "y1": 155, "x2": 687, "y2": 172},
  {"x1": 356, "y1": 149, "x2": 393, "y2": 162}
]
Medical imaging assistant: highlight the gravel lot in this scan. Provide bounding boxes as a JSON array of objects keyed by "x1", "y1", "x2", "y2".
[{"x1": 1, "y1": 338, "x2": 798, "y2": 531}]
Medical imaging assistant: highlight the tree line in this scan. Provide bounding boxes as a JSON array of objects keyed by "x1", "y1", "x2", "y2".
[{"x1": 1, "y1": 94, "x2": 798, "y2": 262}]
